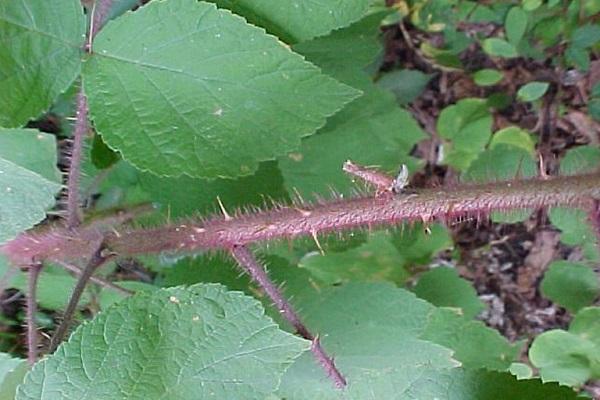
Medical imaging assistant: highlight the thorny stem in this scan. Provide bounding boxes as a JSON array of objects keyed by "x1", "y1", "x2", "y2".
[
  {"x1": 230, "y1": 245, "x2": 346, "y2": 388},
  {"x1": 48, "y1": 245, "x2": 110, "y2": 352},
  {"x1": 65, "y1": 90, "x2": 88, "y2": 229},
  {"x1": 26, "y1": 263, "x2": 42, "y2": 364},
  {"x1": 5, "y1": 171, "x2": 599, "y2": 266}
]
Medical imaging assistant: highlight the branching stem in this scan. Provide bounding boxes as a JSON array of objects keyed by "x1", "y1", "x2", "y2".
[
  {"x1": 230, "y1": 245, "x2": 346, "y2": 388},
  {"x1": 48, "y1": 245, "x2": 110, "y2": 352}
]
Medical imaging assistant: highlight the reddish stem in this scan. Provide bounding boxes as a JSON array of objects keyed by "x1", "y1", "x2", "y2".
[
  {"x1": 88, "y1": 0, "x2": 114, "y2": 50},
  {"x1": 230, "y1": 245, "x2": 346, "y2": 388},
  {"x1": 26, "y1": 263, "x2": 42, "y2": 364},
  {"x1": 49, "y1": 245, "x2": 109, "y2": 352},
  {"x1": 65, "y1": 90, "x2": 88, "y2": 229},
  {"x1": 5, "y1": 172, "x2": 598, "y2": 266}
]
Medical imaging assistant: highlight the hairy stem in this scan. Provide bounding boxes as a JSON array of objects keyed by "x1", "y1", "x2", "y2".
[
  {"x1": 5, "y1": 172, "x2": 598, "y2": 266},
  {"x1": 90, "y1": 0, "x2": 114, "y2": 41},
  {"x1": 230, "y1": 245, "x2": 346, "y2": 388},
  {"x1": 65, "y1": 90, "x2": 88, "y2": 229},
  {"x1": 26, "y1": 263, "x2": 42, "y2": 364},
  {"x1": 49, "y1": 246, "x2": 109, "y2": 352}
]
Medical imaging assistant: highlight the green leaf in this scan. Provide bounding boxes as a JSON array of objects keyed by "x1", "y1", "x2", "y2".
[
  {"x1": 279, "y1": 14, "x2": 424, "y2": 196},
  {"x1": 0, "y1": 158, "x2": 60, "y2": 243},
  {"x1": 391, "y1": 223, "x2": 452, "y2": 266},
  {"x1": 208, "y1": 0, "x2": 371, "y2": 43},
  {"x1": 279, "y1": 79, "x2": 424, "y2": 197},
  {"x1": 90, "y1": 133, "x2": 120, "y2": 170},
  {"x1": 522, "y1": 0, "x2": 542, "y2": 11},
  {"x1": 509, "y1": 362, "x2": 533, "y2": 380},
  {"x1": 505, "y1": 7, "x2": 528, "y2": 46},
  {"x1": 481, "y1": 38, "x2": 518, "y2": 58},
  {"x1": 291, "y1": 12, "x2": 386, "y2": 81},
  {"x1": 565, "y1": 45, "x2": 590, "y2": 71},
  {"x1": 413, "y1": 267, "x2": 485, "y2": 319},
  {"x1": 97, "y1": 281, "x2": 157, "y2": 310},
  {"x1": 0, "y1": 130, "x2": 62, "y2": 243},
  {"x1": 84, "y1": 0, "x2": 358, "y2": 179},
  {"x1": 0, "y1": 129, "x2": 61, "y2": 182},
  {"x1": 489, "y1": 126, "x2": 535, "y2": 155},
  {"x1": 550, "y1": 208, "x2": 599, "y2": 262},
  {"x1": 0, "y1": 353, "x2": 27, "y2": 400},
  {"x1": 0, "y1": 0, "x2": 85, "y2": 127},
  {"x1": 17, "y1": 284, "x2": 308, "y2": 400},
  {"x1": 530, "y1": 307, "x2": 600, "y2": 386},
  {"x1": 376, "y1": 69, "x2": 434, "y2": 104},
  {"x1": 299, "y1": 232, "x2": 409, "y2": 286},
  {"x1": 541, "y1": 261, "x2": 600, "y2": 313},
  {"x1": 517, "y1": 81, "x2": 550, "y2": 102},
  {"x1": 559, "y1": 145, "x2": 600, "y2": 176},
  {"x1": 437, "y1": 98, "x2": 493, "y2": 171},
  {"x1": 139, "y1": 161, "x2": 287, "y2": 219},
  {"x1": 277, "y1": 283, "x2": 524, "y2": 398},
  {"x1": 571, "y1": 23, "x2": 600, "y2": 48},
  {"x1": 472, "y1": 69, "x2": 504, "y2": 86}
]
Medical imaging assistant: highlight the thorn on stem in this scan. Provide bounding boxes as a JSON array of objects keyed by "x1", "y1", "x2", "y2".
[{"x1": 216, "y1": 196, "x2": 232, "y2": 221}]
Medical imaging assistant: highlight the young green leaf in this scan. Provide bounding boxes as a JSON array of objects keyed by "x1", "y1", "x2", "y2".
[
  {"x1": 481, "y1": 38, "x2": 518, "y2": 58},
  {"x1": 0, "y1": 0, "x2": 85, "y2": 127},
  {"x1": 472, "y1": 69, "x2": 504, "y2": 87},
  {"x1": 84, "y1": 0, "x2": 359, "y2": 178},
  {"x1": 571, "y1": 24, "x2": 600, "y2": 49},
  {"x1": 437, "y1": 98, "x2": 493, "y2": 171},
  {"x1": 17, "y1": 284, "x2": 309, "y2": 400},
  {"x1": 505, "y1": 6, "x2": 528, "y2": 46},
  {"x1": 489, "y1": 126, "x2": 535, "y2": 155},
  {"x1": 541, "y1": 261, "x2": 600, "y2": 313},
  {"x1": 517, "y1": 81, "x2": 549, "y2": 102}
]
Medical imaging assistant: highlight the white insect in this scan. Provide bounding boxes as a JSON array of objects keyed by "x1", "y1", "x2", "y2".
[{"x1": 392, "y1": 164, "x2": 409, "y2": 193}]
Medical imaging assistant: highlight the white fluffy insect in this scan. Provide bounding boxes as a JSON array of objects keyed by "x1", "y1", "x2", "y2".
[{"x1": 392, "y1": 164, "x2": 409, "y2": 193}]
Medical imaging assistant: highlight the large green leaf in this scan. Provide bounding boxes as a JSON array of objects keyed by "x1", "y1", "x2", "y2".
[
  {"x1": 279, "y1": 13, "x2": 424, "y2": 197},
  {"x1": 276, "y1": 283, "x2": 547, "y2": 399},
  {"x1": 209, "y1": 0, "x2": 371, "y2": 43},
  {"x1": 17, "y1": 284, "x2": 308, "y2": 400},
  {"x1": 0, "y1": 0, "x2": 85, "y2": 127},
  {"x1": 139, "y1": 161, "x2": 288, "y2": 218},
  {"x1": 84, "y1": 0, "x2": 358, "y2": 179}
]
